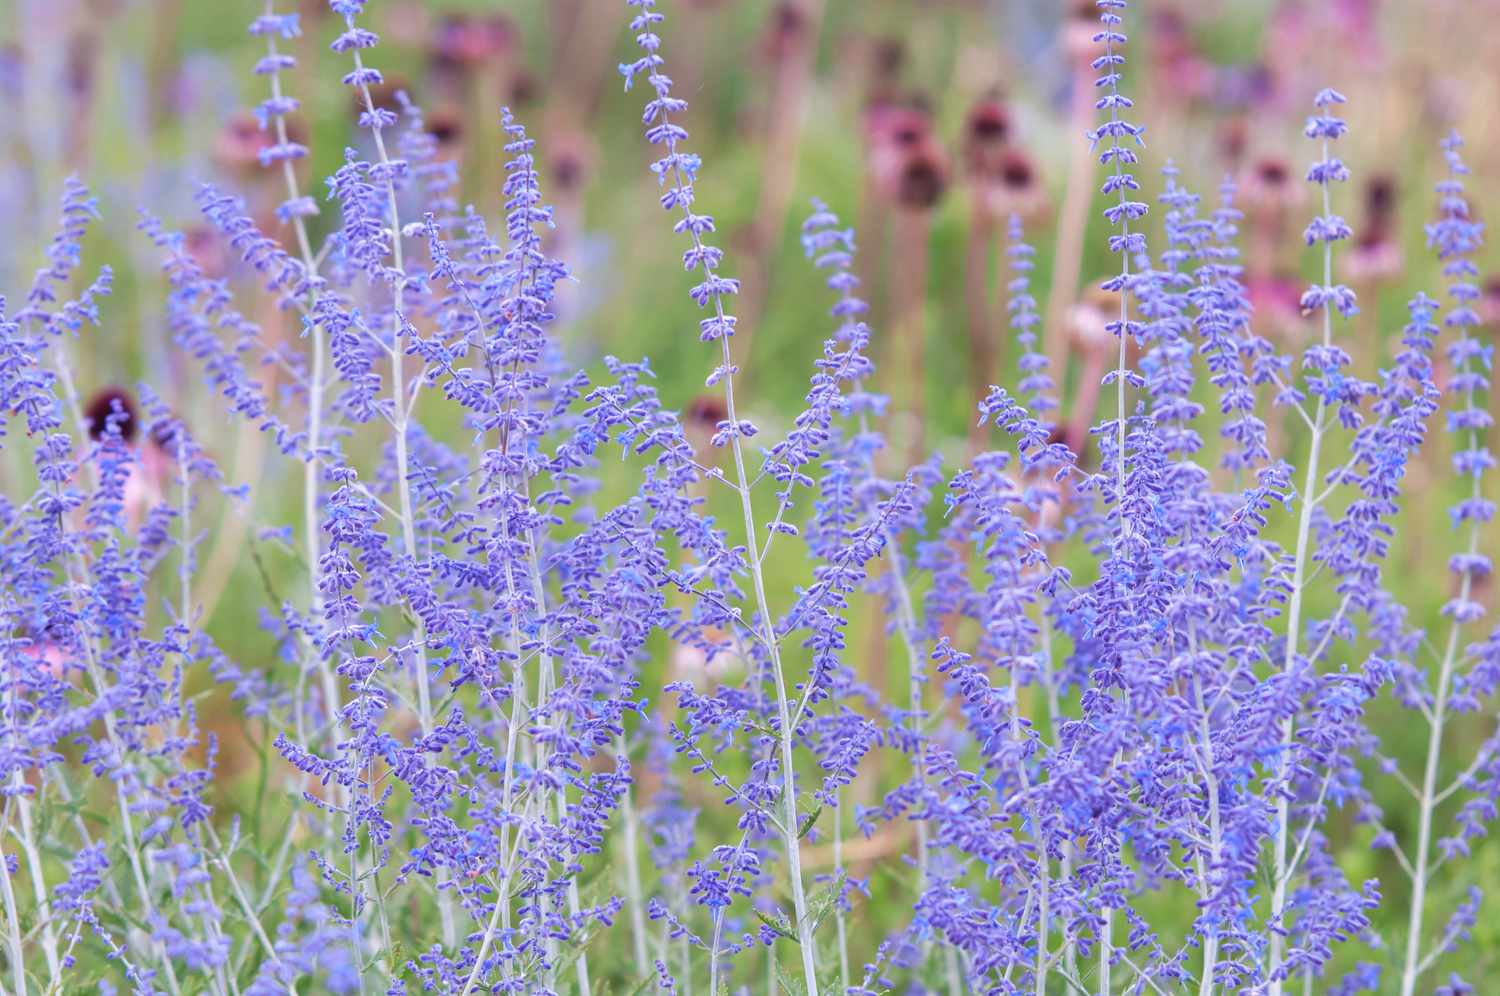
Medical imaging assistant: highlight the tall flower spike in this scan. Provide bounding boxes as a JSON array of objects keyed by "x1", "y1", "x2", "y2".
[
  {"x1": 799, "y1": 200, "x2": 969, "y2": 993},
  {"x1": 1141, "y1": 163, "x2": 1206, "y2": 466},
  {"x1": 249, "y1": 8, "x2": 317, "y2": 224},
  {"x1": 1269, "y1": 85, "x2": 1357, "y2": 994},
  {"x1": 1083, "y1": 9, "x2": 1148, "y2": 983},
  {"x1": 757, "y1": 200, "x2": 879, "y2": 553},
  {"x1": 977, "y1": 219, "x2": 1073, "y2": 478},
  {"x1": 241, "y1": 4, "x2": 347, "y2": 838},
  {"x1": 620, "y1": 4, "x2": 821, "y2": 993},
  {"x1": 1430, "y1": 134, "x2": 1494, "y2": 566},
  {"x1": 1395, "y1": 131, "x2": 1494, "y2": 996},
  {"x1": 1086, "y1": 0, "x2": 1147, "y2": 523},
  {"x1": 1199, "y1": 178, "x2": 1279, "y2": 474},
  {"x1": 1006, "y1": 215, "x2": 1057, "y2": 422},
  {"x1": 1297, "y1": 93, "x2": 1368, "y2": 441},
  {"x1": 620, "y1": 0, "x2": 741, "y2": 381}
]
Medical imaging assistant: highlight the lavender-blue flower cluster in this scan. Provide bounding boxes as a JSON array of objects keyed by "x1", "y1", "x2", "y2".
[{"x1": 0, "y1": 2, "x2": 1496, "y2": 994}]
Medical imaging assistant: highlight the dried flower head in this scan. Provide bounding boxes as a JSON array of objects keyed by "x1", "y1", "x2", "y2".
[
  {"x1": 895, "y1": 142, "x2": 948, "y2": 210},
  {"x1": 82, "y1": 385, "x2": 139, "y2": 442}
]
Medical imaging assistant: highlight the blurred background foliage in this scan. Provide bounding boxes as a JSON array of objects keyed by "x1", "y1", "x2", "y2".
[{"x1": 4, "y1": 0, "x2": 1500, "y2": 985}]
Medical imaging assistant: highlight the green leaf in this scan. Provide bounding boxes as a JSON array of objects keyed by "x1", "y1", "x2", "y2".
[
  {"x1": 804, "y1": 868, "x2": 847, "y2": 936},
  {"x1": 774, "y1": 958, "x2": 808, "y2": 996},
  {"x1": 753, "y1": 905, "x2": 799, "y2": 943},
  {"x1": 555, "y1": 916, "x2": 609, "y2": 979},
  {"x1": 796, "y1": 804, "x2": 822, "y2": 840},
  {"x1": 623, "y1": 971, "x2": 655, "y2": 996},
  {"x1": 388, "y1": 939, "x2": 409, "y2": 977}
]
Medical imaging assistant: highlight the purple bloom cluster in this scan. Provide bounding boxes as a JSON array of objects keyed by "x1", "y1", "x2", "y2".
[{"x1": 2, "y1": 2, "x2": 1499, "y2": 994}]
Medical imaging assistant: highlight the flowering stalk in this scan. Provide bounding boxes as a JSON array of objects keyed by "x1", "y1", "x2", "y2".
[
  {"x1": 59, "y1": 464, "x2": 186, "y2": 996},
  {"x1": 248, "y1": 5, "x2": 346, "y2": 770},
  {"x1": 1088, "y1": 0, "x2": 1147, "y2": 527},
  {"x1": 800, "y1": 201, "x2": 961, "y2": 995},
  {"x1": 15, "y1": 5, "x2": 1500, "y2": 993},
  {"x1": 328, "y1": 0, "x2": 437, "y2": 751},
  {"x1": 1399, "y1": 132, "x2": 1489, "y2": 996},
  {"x1": 1269, "y1": 87, "x2": 1354, "y2": 993},
  {"x1": 621, "y1": 3, "x2": 821, "y2": 989},
  {"x1": 10, "y1": 187, "x2": 201, "y2": 994},
  {"x1": 1086, "y1": 4, "x2": 1147, "y2": 982},
  {"x1": 327, "y1": 0, "x2": 464, "y2": 956}
]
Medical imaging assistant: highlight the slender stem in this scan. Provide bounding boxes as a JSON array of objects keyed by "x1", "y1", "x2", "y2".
[
  {"x1": 470, "y1": 442, "x2": 576, "y2": 988},
  {"x1": 906, "y1": 562, "x2": 962, "y2": 996},
  {"x1": 47, "y1": 350, "x2": 95, "y2": 491},
  {"x1": 1191, "y1": 671, "x2": 1223, "y2": 996},
  {"x1": 172, "y1": 443, "x2": 193, "y2": 724},
  {"x1": 87, "y1": 636, "x2": 185, "y2": 995},
  {"x1": 525, "y1": 538, "x2": 592, "y2": 995},
  {"x1": 1267, "y1": 397, "x2": 1324, "y2": 990},
  {"x1": 1277, "y1": 771, "x2": 1335, "y2": 891},
  {"x1": 558, "y1": 792, "x2": 591, "y2": 996},
  {"x1": 4, "y1": 638, "x2": 60, "y2": 990},
  {"x1": 494, "y1": 553, "x2": 529, "y2": 943},
  {"x1": 631, "y1": 28, "x2": 819, "y2": 988},
  {"x1": 834, "y1": 791, "x2": 850, "y2": 994},
  {"x1": 458, "y1": 876, "x2": 508, "y2": 996},
  {"x1": 1268, "y1": 132, "x2": 1337, "y2": 995},
  {"x1": 619, "y1": 736, "x2": 650, "y2": 970},
  {"x1": 555, "y1": 788, "x2": 593, "y2": 996},
  {"x1": 342, "y1": 25, "x2": 458, "y2": 956},
  {"x1": 1034, "y1": 854, "x2": 1049, "y2": 996},
  {"x1": 1099, "y1": 907, "x2": 1112, "y2": 996},
  {"x1": 678, "y1": 877, "x2": 693, "y2": 996},
  {"x1": 12, "y1": 792, "x2": 59, "y2": 989},
  {"x1": 204, "y1": 825, "x2": 296, "y2": 993},
  {"x1": 174, "y1": 447, "x2": 237, "y2": 996},
  {"x1": 191, "y1": 853, "x2": 237, "y2": 996},
  {"x1": 262, "y1": 4, "x2": 342, "y2": 739},
  {"x1": 459, "y1": 789, "x2": 541, "y2": 995},
  {"x1": 0, "y1": 805, "x2": 27, "y2": 995},
  {"x1": 1006, "y1": 664, "x2": 1049, "y2": 996},
  {"x1": 1114, "y1": 322, "x2": 1127, "y2": 513},
  {"x1": 708, "y1": 910, "x2": 725, "y2": 996},
  {"x1": 35, "y1": 333, "x2": 183, "y2": 994},
  {"x1": 718, "y1": 333, "x2": 820, "y2": 990},
  {"x1": 1039, "y1": 611, "x2": 1079, "y2": 982},
  {"x1": 1400, "y1": 176, "x2": 1486, "y2": 996}
]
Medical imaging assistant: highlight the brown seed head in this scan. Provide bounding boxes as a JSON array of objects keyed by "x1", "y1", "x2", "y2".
[
  {"x1": 897, "y1": 144, "x2": 949, "y2": 210},
  {"x1": 84, "y1": 387, "x2": 139, "y2": 443}
]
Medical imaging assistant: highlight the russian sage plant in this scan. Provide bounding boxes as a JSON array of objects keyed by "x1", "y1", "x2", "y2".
[{"x1": 0, "y1": 1, "x2": 1497, "y2": 994}]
